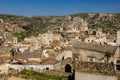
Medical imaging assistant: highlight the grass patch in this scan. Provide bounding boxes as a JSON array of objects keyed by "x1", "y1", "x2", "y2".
[{"x1": 20, "y1": 69, "x2": 65, "y2": 80}]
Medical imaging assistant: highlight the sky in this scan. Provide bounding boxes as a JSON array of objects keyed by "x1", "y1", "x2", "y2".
[{"x1": 0, "y1": 0, "x2": 120, "y2": 17}]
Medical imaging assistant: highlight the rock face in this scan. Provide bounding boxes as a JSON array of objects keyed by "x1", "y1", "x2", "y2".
[
  {"x1": 62, "y1": 16, "x2": 88, "y2": 32},
  {"x1": 30, "y1": 13, "x2": 120, "y2": 35}
]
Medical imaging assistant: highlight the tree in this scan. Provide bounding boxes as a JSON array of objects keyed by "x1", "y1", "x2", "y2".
[
  {"x1": 13, "y1": 32, "x2": 28, "y2": 41},
  {"x1": 104, "y1": 51, "x2": 112, "y2": 63}
]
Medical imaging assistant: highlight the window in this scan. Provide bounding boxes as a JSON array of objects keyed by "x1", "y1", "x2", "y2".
[
  {"x1": 116, "y1": 65, "x2": 120, "y2": 70},
  {"x1": 46, "y1": 67, "x2": 49, "y2": 70},
  {"x1": 89, "y1": 58, "x2": 93, "y2": 62}
]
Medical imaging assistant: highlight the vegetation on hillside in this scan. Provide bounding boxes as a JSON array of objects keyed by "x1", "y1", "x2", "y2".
[
  {"x1": 13, "y1": 32, "x2": 29, "y2": 41},
  {"x1": 0, "y1": 13, "x2": 120, "y2": 36},
  {"x1": 71, "y1": 13, "x2": 120, "y2": 34}
]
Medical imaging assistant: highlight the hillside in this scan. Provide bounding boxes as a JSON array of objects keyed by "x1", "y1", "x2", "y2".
[
  {"x1": 71, "y1": 13, "x2": 120, "y2": 34},
  {"x1": 0, "y1": 13, "x2": 120, "y2": 37}
]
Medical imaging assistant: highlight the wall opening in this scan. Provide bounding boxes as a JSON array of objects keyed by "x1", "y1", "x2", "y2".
[
  {"x1": 65, "y1": 64, "x2": 71, "y2": 73},
  {"x1": 116, "y1": 65, "x2": 120, "y2": 70},
  {"x1": 46, "y1": 67, "x2": 49, "y2": 70},
  {"x1": 62, "y1": 56, "x2": 64, "y2": 61}
]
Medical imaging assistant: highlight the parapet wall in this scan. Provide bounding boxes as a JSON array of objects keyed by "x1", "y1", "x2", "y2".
[{"x1": 75, "y1": 72, "x2": 117, "y2": 80}]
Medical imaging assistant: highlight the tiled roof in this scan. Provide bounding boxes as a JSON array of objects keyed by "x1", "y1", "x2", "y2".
[
  {"x1": 14, "y1": 52, "x2": 42, "y2": 59},
  {"x1": 26, "y1": 61, "x2": 40, "y2": 65},
  {"x1": 0, "y1": 46, "x2": 11, "y2": 53},
  {"x1": 41, "y1": 58, "x2": 60, "y2": 65},
  {"x1": 73, "y1": 42, "x2": 117, "y2": 54},
  {"x1": 0, "y1": 56, "x2": 9, "y2": 64}
]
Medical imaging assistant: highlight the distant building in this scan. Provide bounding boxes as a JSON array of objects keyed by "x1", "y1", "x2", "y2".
[
  {"x1": 13, "y1": 37, "x2": 18, "y2": 44},
  {"x1": 0, "y1": 18, "x2": 4, "y2": 23}
]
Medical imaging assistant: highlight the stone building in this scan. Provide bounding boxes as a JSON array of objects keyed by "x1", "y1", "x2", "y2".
[
  {"x1": 13, "y1": 37, "x2": 18, "y2": 44},
  {"x1": 73, "y1": 42, "x2": 117, "y2": 63},
  {"x1": 0, "y1": 18, "x2": 4, "y2": 23},
  {"x1": 14, "y1": 41, "x2": 31, "y2": 52},
  {"x1": 114, "y1": 31, "x2": 120, "y2": 70}
]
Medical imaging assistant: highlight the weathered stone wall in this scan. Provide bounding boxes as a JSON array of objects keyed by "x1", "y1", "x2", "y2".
[
  {"x1": 75, "y1": 72, "x2": 117, "y2": 80},
  {"x1": 75, "y1": 62, "x2": 120, "y2": 80},
  {"x1": 76, "y1": 62, "x2": 115, "y2": 74},
  {"x1": 54, "y1": 58, "x2": 72, "y2": 70},
  {"x1": 78, "y1": 49, "x2": 104, "y2": 62},
  {"x1": 6, "y1": 64, "x2": 54, "y2": 73},
  {"x1": 117, "y1": 31, "x2": 120, "y2": 45}
]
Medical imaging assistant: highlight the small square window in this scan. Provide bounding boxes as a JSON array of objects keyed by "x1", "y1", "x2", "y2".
[{"x1": 46, "y1": 67, "x2": 49, "y2": 70}]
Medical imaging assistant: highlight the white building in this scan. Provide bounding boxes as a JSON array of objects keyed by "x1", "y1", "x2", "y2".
[{"x1": 0, "y1": 63, "x2": 54, "y2": 74}]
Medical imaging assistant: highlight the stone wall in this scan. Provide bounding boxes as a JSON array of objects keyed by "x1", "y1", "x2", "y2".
[
  {"x1": 76, "y1": 62, "x2": 115, "y2": 74},
  {"x1": 54, "y1": 58, "x2": 72, "y2": 70},
  {"x1": 6, "y1": 64, "x2": 54, "y2": 73}
]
